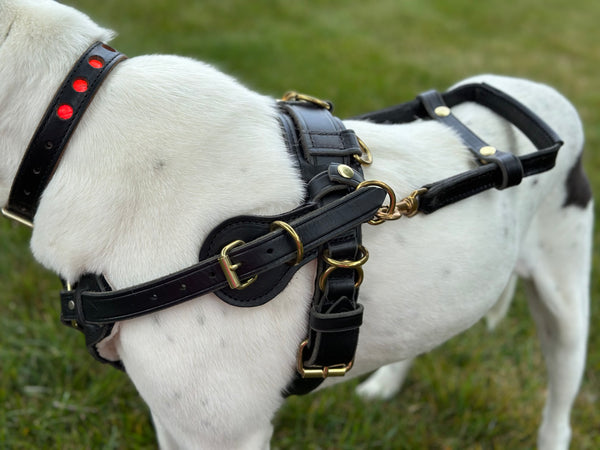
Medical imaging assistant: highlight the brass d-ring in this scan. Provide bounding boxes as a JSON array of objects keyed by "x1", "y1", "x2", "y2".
[
  {"x1": 318, "y1": 245, "x2": 369, "y2": 291},
  {"x1": 357, "y1": 180, "x2": 397, "y2": 225},
  {"x1": 271, "y1": 220, "x2": 304, "y2": 266},
  {"x1": 354, "y1": 137, "x2": 373, "y2": 166}
]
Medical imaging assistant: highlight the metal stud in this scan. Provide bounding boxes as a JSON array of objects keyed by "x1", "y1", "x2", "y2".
[
  {"x1": 337, "y1": 164, "x2": 355, "y2": 179},
  {"x1": 480, "y1": 146, "x2": 497, "y2": 156},
  {"x1": 434, "y1": 106, "x2": 451, "y2": 117}
]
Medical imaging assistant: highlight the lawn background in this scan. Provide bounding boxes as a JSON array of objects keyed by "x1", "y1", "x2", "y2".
[{"x1": 1, "y1": 0, "x2": 598, "y2": 448}]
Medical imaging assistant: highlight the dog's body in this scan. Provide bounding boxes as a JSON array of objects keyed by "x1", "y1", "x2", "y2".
[{"x1": 0, "y1": 1, "x2": 593, "y2": 449}]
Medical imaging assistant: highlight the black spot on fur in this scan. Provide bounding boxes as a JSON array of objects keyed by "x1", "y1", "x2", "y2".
[{"x1": 563, "y1": 153, "x2": 592, "y2": 209}]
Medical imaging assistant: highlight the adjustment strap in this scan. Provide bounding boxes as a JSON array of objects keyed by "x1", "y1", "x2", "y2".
[{"x1": 3, "y1": 42, "x2": 127, "y2": 227}]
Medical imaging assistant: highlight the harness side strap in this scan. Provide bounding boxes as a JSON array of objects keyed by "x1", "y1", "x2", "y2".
[
  {"x1": 3, "y1": 42, "x2": 127, "y2": 226},
  {"x1": 60, "y1": 186, "x2": 387, "y2": 324}
]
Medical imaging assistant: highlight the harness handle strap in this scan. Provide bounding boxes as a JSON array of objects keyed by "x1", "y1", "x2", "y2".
[
  {"x1": 354, "y1": 82, "x2": 563, "y2": 214},
  {"x1": 418, "y1": 89, "x2": 524, "y2": 189},
  {"x1": 3, "y1": 42, "x2": 127, "y2": 226}
]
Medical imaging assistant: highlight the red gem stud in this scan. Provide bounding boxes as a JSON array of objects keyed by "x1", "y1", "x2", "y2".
[
  {"x1": 72, "y1": 78, "x2": 88, "y2": 93},
  {"x1": 57, "y1": 104, "x2": 74, "y2": 120},
  {"x1": 88, "y1": 57, "x2": 104, "y2": 69}
]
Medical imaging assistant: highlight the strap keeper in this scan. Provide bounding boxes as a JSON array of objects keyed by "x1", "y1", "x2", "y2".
[{"x1": 309, "y1": 303, "x2": 364, "y2": 333}]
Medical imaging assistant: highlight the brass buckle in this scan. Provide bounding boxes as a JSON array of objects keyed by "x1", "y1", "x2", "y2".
[
  {"x1": 281, "y1": 91, "x2": 332, "y2": 110},
  {"x1": 318, "y1": 245, "x2": 369, "y2": 291},
  {"x1": 296, "y1": 339, "x2": 354, "y2": 378},
  {"x1": 270, "y1": 220, "x2": 304, "y2": 266},
  {"x1": 1, "y1": 207, "x2": 34, "y2": 228},
  {"x1": 218, "y1": 240, "x2": 257, "y2": 290}
]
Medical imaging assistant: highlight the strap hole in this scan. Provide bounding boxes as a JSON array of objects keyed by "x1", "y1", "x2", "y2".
[{"x1": 267, "y1": 248, "x2": 274, "y2": 254}]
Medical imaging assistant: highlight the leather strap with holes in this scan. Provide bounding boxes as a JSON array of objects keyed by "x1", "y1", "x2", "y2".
[{"x1": 3, "y1": 42, "x2": 127, "y2": 227}]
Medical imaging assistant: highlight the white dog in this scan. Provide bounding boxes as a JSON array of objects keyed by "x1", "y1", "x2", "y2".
[{"x1": 0, "y1": 1, "x2": 593, "y2": 449}]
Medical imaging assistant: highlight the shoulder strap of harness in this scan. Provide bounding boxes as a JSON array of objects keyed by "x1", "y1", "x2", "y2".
[{"x1": 278, "y1": 98, "x2": 368, "y2": 396}]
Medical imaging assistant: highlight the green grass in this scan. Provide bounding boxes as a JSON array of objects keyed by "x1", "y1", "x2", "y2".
[{"x1": 1, "y1": 0, "x2": 599, "y2": 448}]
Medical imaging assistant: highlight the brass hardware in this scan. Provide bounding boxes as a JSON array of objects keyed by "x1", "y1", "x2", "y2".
[
  {"x1": 354, "y1": 137, "x2": 373, "y2": 166},
  {"x1": 434, "y1": 106, "x2": 451, "y2": 117},
  {"x1": 296, "y1": 339, "x2": 354, "y2": 378},
  {"x1": 270, "y1": 220, "x2": 304, "y2": 266},
  {"x1": 318, "y1": 245, "x2": 369, "y2": 291},
  {"x1": 358, "y1": 181, "x2": 426, "y2": 224},
  {"x1": 218, "y1": 240, "x2": 258, "y2": 290},
  {"x1": 281, "y1": 91, "x2": 332, "y2": 110},
  {"x1": 1, "y1": 207, "x2": 33, "y2": 228},
  {"x1": 356, "y1": 180, "x2": 397, "y2": 225},
  {"x1": 479, "y1": 146, "x2": 497, "y2": 156},
  {"x1": 337, "y1": 164, "x2": 355, "y2": 179}
]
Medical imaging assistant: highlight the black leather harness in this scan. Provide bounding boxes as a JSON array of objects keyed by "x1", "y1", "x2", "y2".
[{"x1": 3, "y1": 42, "x2": 562, "y2": 396}]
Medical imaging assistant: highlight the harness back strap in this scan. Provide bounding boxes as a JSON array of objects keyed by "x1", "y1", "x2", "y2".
[{"x1": 2, "y1": 43, "x2": 127, "y2": 227}]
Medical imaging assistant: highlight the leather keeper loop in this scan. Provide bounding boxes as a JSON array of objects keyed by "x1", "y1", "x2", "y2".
[{"x1": 309, "y1": 303, "x2": 364, "y2": 333}]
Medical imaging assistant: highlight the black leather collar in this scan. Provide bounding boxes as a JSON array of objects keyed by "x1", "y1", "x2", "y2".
[{"x1": 2, "y1": 42, "x2": 127, "y2": 227}]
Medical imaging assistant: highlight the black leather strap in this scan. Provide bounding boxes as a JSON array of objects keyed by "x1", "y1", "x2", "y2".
[
  {"x1": 3, "y1": 42, "x2": 127, "y2": 226},
  {"x1": 60, "y1": 185, "x2": 386, "y2": 324},
  {"x1": 278, "y1": 102, "x2": 367, "y2": 396},
  {"x1": 418, "y1": 89, "x2": 524, "y2": 189},
  {"x1": 353, "y1": 82, "x2": 563, "y2": 213}
]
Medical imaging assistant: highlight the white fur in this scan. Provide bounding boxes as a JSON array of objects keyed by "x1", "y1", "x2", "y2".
[{"x1": 0, "y1": 1, "x2": 593, "y2": 449}]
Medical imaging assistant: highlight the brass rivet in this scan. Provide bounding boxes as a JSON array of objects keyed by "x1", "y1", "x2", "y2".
[
  {"x1": 480, "y1": 146, "x2": 497, "y2": 156},
  {"x1": 337, "y1": 164, "x2": 355, "y2": 179},
  {"x1": 434, "y1": 106, "x2": 451, "y2": 117}
]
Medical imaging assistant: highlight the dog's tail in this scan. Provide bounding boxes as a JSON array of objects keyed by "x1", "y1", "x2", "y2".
[{"x1": 485, "y1": 273, "x2": 518, "y2": 330}]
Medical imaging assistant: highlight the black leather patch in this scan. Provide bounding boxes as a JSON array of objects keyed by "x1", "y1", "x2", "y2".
[{"x1": 563, "y1": 153, "x2": 592, "y2": 209}]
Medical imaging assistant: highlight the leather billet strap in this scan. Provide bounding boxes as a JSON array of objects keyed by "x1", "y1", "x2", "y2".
[
  {"x1": 353, "y1": 82, "x2": 563, "y2": 214},
  {"x1": 2, "y1": 42, "x2": 127, "y2": 227}
]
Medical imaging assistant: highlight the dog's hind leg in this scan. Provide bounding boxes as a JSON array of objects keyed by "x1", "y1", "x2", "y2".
[
  {"x1": 356, "y1": 358, "x2": 414, "y2": 400},
  {"x1": 519, "y1": 174, "x2": 593, "y2": 449},
  {"x1": 485, "y1": 273, "x2": 518, "y2": 331}
]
